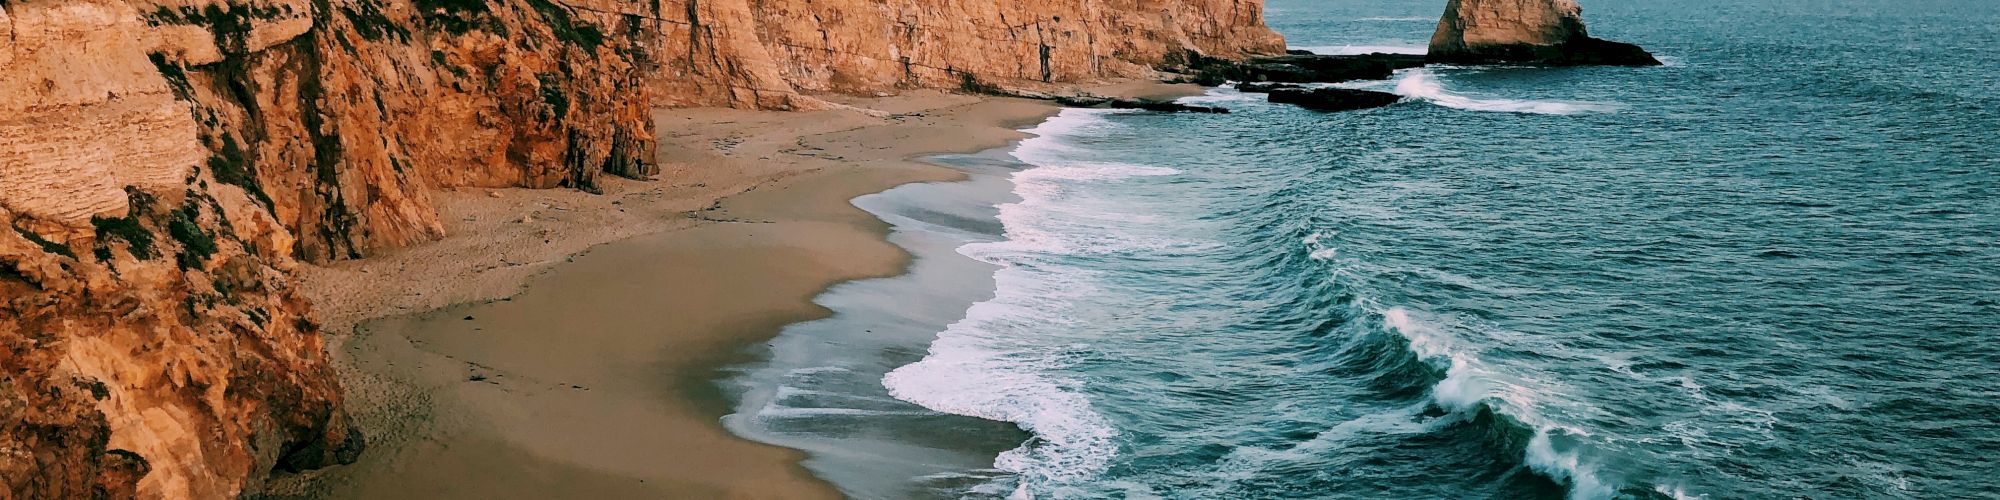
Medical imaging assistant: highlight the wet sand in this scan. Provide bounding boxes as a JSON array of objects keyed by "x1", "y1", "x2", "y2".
[
  {"x1": 278, "y1": 84, "x2": 1204, "y2": 498},
  {"x1": 719, "y1": 146, "x2": 1047, "y2": 499}
]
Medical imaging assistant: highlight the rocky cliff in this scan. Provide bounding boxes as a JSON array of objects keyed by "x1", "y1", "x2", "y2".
[
  {"x1": 1, "y1": 0, "x2": 1277, "y2": 497},
  {"x1": 650, "y1": 0, "x2": 1284, "y2": 108},
  {"x1": 2, "y1": 0, "x2": 655, "y2": 497},
  {"x1": 1427, "y1": 0, "x2": 1658, "y2": 66}
]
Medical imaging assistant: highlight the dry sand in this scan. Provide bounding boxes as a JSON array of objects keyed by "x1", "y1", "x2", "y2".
[{"x1": 277, "y1": 83, "x2": 1204, "y2": 498}]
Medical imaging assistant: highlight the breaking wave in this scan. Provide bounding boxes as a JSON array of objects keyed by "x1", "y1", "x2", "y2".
[{"x1": 1394, "y1": 70, "x2": 1625, "y2": 115}]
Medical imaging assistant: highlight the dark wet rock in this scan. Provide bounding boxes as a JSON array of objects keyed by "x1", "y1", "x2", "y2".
[
  {"x1": 1056, "y1": 95, "x2": 1229, "y2": 113},
  {"x1": 1054, "y1": 95, "x2": 1112, "y2": 107},
  {"x1": 1112, "y1": 99, "x2": 1228, "y2": 113},
  {"x1": 1428, "y1": 37, "x2": 1661, "y2": 66},
  {"x1": 1247, "y1": 53, "x2": 1429, "y2": 82},
  {"x1": 1187, "y1": 53, "x2": 1430, "y2": 86},
  {"x1": 1267, "y1": 88, "x2": 1403, "y2": 112},
  {"x1": 1235, "y1": 82, "x2": 1303, "y2": 93}
]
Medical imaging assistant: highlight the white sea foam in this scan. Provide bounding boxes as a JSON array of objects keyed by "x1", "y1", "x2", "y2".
[
  {"x1": 1655, "y1": 482, "x2": 1709, "y2": 500},
  {"x1": 783, "y1": 365, "x2": 851, "y2": 376},
  {"x1": 756, "y1": 407, "x2": 939, "y2": 418},
  {"x1": 883, "y1": 272, "x2": 1124, "y2": 485},
  {"x1": 1181, "y1": 88, "x2": 1264, "y2": 105},
  {"x1": 1393, "y1": 70, "x2": 1625, "y2": 115},
  {"x1": 771, "y1": 385, "x2": 906, "y2": 405},
  {"x1": 1383, "y1": 308, "x2": 1494, "y2": 411},
  {"x1": 1527, "y1": 428, "x2": 1614, "y2": 499},
  {"x1": 1009, "y1": 108, "x2": 1128, "y2": 167},
  {"x1": 1381, "y1": 306, "x2": 1621, "y2": 500},
  {"x1": 883, "y1": 108, "x2": 1189, "y2": 492},
  {"x1": 1293, "y1": 44, "x2": 1429, "y2": 55}
]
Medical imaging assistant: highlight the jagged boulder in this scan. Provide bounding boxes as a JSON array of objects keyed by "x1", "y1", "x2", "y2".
[
  {"x1": 1268, "y1": 88, "x2": 1403, "y2": 112},
  {"x1": 1427, "y1": 0, "x2": 1660, "y2": 66}
]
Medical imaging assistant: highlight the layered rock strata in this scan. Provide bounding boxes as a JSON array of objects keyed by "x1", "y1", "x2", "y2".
[
  {"x1": 651, "y1": 0, "x2": 1286, "y2": 108},
  {"x1": 2, "y1": 0, "x2": 654, "y2": 497},
  {"x1": 1, "y1": 0, "x2": 1281, "y2": 497},
  {"x1": 1426, "y1": 0, "x2": 1659, "y2": 65}
]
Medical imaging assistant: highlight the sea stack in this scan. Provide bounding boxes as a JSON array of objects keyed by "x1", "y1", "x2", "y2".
[{"x1": 1427, "y1": 0, "x2": 1661, "y2": 66}]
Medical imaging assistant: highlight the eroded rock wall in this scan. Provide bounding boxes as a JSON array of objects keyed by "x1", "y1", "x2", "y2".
[
  {"x1": 2, "y1": 0, "x2": 654, "y2": 497},
  {"x1": 1, "y1": 0, "x2": 1277, "y2": 497},
  {"x1": 650, "y1": 0, "x2": 1286, "y2": 108}
]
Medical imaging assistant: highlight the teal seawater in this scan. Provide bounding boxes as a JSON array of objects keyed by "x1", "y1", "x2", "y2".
[{"x1": 730, "y1": 0, "x2": 2000, "y2": 498}]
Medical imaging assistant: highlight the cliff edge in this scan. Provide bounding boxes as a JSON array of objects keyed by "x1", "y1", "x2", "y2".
[
  {"x1": 1427, "y1": 0, "x2": 1659, "y2": 66},
  {"x1": 2, "y1": 0, "x2": 655, "y2": 497},
  {"x1": 0, "y1": 0, "x2": 1279, "y2": 497},
  {"x1": 652, "y1": 0, "x2": 1286, "y2": 108}
]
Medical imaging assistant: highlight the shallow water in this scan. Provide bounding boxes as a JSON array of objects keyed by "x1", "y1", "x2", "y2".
[{"x1": 729, "y1": 0, "x2": 2000, "y2": 498}]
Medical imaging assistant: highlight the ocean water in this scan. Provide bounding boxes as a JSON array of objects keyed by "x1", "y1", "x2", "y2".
[{"x1": 726, "y1": 0, "x2": 2000, "y2": 498}]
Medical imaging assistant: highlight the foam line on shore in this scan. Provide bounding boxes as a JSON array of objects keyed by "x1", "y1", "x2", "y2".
[{"x1": 882, "y1": 109, "x2": 1178, "y2": 492}]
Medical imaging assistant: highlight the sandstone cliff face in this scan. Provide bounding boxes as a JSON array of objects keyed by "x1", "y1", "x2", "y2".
[
  {"x1": 2, "y1": 0, "x2": 655, "y2": 497},
  {"x1": 1427, "y1": 0, "x2": 1658, "y2": 66},
  {"x1": 651, "y1": 0, "x2": 1286, "y2": 108},
  {"x1": 1, "y1": 0, "x2": 1277, "y2": 497}
]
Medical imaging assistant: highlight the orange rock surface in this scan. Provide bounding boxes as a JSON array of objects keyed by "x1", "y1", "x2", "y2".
[{"x1": 0, "y1": 0, "x2": 1278, "y2": 496}]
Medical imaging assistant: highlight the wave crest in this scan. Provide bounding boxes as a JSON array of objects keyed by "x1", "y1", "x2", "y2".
[
  {"x1": 1394, "y1": 71, "x2": 1625, "y2": 115},
  {"x1": 1380, "y1": 306, "x2": 1631, "y2": 500},
  {"x1": 883, "y1": 109, "x2": 1187, "y2": 493}
]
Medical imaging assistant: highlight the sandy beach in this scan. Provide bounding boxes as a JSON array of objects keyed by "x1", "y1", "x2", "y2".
[{"x1": 266, "y1": 83, "x2": 1201, "y2": 498}]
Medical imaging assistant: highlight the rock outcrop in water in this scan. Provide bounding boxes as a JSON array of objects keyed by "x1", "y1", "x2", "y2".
[
  {"x1": 1182, "y1": 52, "x2": 1428, "y2": 85},
  {"x1": 1054, "y1": 95, "x2": 1229, "y2": 113},
  {"x1": 1267, "y1": 87, "x2": 1403, "y2": 112},
  {"x1": 1159, "y1": 51, "x2": 1420, "y2": 112},
  {"x1": 1234, "y1": 82, "x2": 1301, "y2": 93},
  {"x1": 1426, "y1": 0, "x2": 1660, "y2": 66},
  {"x1": 0, "y1": 0, "x2": 1280, "y2": 497}
]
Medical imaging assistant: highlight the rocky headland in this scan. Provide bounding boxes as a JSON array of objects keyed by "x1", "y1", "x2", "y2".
[
  {"x1": 0, "y1": 0, "x2": 1277, "y2": 497},
  {"x1": 1136, "y1": 0, "x2": 1657, "y2": 114},
  {"x1": 1, "y1": 0, "x2": 1661, "y2": 496},
  {"x1": 1427, "y1": 0, "x2": 1660, "y2": 66}
]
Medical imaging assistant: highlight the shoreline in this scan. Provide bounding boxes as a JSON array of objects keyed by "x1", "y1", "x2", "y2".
[
  {"x1": 279, "y1": 83, "x2": 1203, "y2": 498},
  {"x1": 720, "y1": 144, "x2": 1045, "y2": 498}
]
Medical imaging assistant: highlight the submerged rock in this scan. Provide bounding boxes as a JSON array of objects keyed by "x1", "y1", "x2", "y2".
[
  {"x1": 1235, "y1": 82, "x2": 1304, "y2": 93},
  {"x1": 1267, "y1": 88, "x2": 1404, "y2": 112},
  {"x1": 1056, "y1": 95, "x2": 1229, "y2": 114},
  {"x1": 1427, "y1": 0, "x2": 1661, "y2": 66},
  {"x1": 1187, "y1": 53, "x2": 1429, "y2": 85},
  {"x1": 1247, "y1": 53, "x2": 1430, "y2": 82}
]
